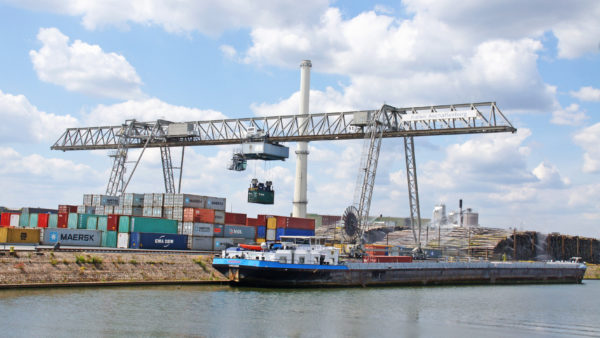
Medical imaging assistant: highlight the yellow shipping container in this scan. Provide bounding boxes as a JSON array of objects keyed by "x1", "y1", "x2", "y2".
[
  {"x1": 256, "y1": 238, "x2": 266, "y2": 243},
  {"x1": 0, "y1": 228, "x2": 40, "y2": 244},
  {"x1": 267, "y1": 217, "x2": 277, "y2": 229}
]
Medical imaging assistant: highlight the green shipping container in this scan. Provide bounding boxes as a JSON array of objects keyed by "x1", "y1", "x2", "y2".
[
  {"x1": 67, "y1": 213, "x2": 78, "y2": 229},
  {"x1": 77, "y1": 214, "x2": 94, "y2": 229},
  {"x1": 86, "y1": 216, "x2": 98, "y2": 230},
  {"x1": 98, "y1": 216, "x2": 108, "y2": 232},
  {"x1": 130, "y1": 217, "x2": 178, "y2": 234},
  {"x1": 118, "y1": 216, "x2": 130, "y2": 233},
  {"x1": 102, "y1": 230, "x2": 117, "y2": 247},
  {"x1": 29, "y1": 213, "x2": 38, "y2": 228},
  {"x1": 20, "y1": 212, "x2": 29, "y2": 227},
  {"x1": 48, "y1": 214, "x2": 58, "y2": 228}
]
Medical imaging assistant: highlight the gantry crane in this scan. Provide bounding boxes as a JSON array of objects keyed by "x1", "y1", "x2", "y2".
[{"x1": 52, "y1": 102, "x2": 516, "y2": 246}]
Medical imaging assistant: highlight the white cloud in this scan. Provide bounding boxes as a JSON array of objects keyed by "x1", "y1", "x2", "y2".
[
  {"x1": 551, "y1": 103, "x2": 587, "y2": 126},
  {"x1": 573, "y1": 123, "x2": 600, "y2": 173},
  {"x1": 570, "y1": 86, "x2": 600, "y2": 102},
  {"x1": 8, "y1": 0, "x2": 328, "y2": 35},
  {"x1": 219, "y1": 45, "x2": 237, "y2": 59},
  {"x1": 29, "y1": 27, "x2": 143, "y2": 100},
  {"x1": 532, "y1": 162, "x2": 570, "y2": 188},
  {"x1": 251, "y1": 87, "x2": 352, "y2": 116},
  {"x1": 82, "y1": 97, "x2": 227, "y2": 125},
  {"x1": 0, "y1": 89, "x2": 78, "y2": 142}
]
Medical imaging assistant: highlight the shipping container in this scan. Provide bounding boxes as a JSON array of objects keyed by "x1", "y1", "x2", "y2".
[
  {"x1": 172, "y1": 194, "x2": 205, "y2": 208},
  {"x1": 22, "y1": 207, "x2": 57, "y2": 214},
  {"x1": 95, "y1": 206, "x2": 105, "y2": 215},
  {"x1": 103, "y1": 231, "x2": 117, "y2": 247},
  {"x1": 121, "y1": 193, "x2": 144, "y2": 207},
  {"x1": 213, "y1": 224, "x2": 224, "y2": 237},
  {"x1": 275, "y1": 216, "x2": 315, "y2": 230},
  {"x1": 225, "y1": 212, "x2": 247, "y2": 225},
  {"x1": 214, "y1": 210, "x2": 225, "y2": 224},
  {"x1": 192, "y1": 223, "x2": 216, "y2": 237},
  {"x1": 163, "y1": 207, "x2": 173, "y2": 220},
  {"x1": 19, "y1": 211, "x2": 29, "y2": 227},
  {"x1": 163, "y1": 193, "x2": 175, "y2": 207},
  {"x1": 128, "y1": 232, "x2": 188, "y2": 250},
  {"x1": 118, "y1": 216, "x2": 130, "y2": 232},
  {"x1": 172, "y1": 207, "x2": 183, "y2": 221},
  {"x1": 107, "y1": 214, "x2": 119, "y2": 231},
  {"x1": 1, "y1": 213, "x2": 18, "y2": 227},
  {"x1": 362, "y1": 256, "x2": 413, "y2": 263},
  {"x1": 105, "y1": 206, "x2": 114, "y2": 215},
  {"x1": 267, "y1": 217, "x2": 277, "y2": 229},
  {"x1": 48, "y1": 214, "x2": 58, "y2": 228},
  {"x1": 143, "y1": 207, "x2": 154, "y2": 217},
  {"x1": 143, "y1": 193, "x2": 154, "y2": 207},
  {"x1": 0, "y1": 228, "x2": 40, "y2": 243},
  {"x1": 205, "y1": 196, "x2": 226, "y2": 211},
  {"x1": 67, "y1": 213, "x2": 78, "y2": 229},
  {"x1": 246, "y1": 217, "x2": 264, "y2": 227},
  {"x1": 213, "y1": 237, "x2": 253, "y2": 250},
  {"x1": 83, "y1": 194, "x2": 93, "y2": 206},
  {"x1": 113, "y1": 206, "x2": 123, "y2": 215},
  {"x1": 57, "y1": 213, "x2": 68, "y2": 228},
  {"x1": 256, "y1": 238, "x2": 266, "y2": 244},
  {"x1": 58, "y1": 205, "x2": 78, "y2": 213},
  {"x1": 29, "y1": 213, "x2": 38, "y2": 228},
  {"x1": 77, "y1": 214, "x2": 94, "y2": 230},
  {"x1": 117, "y1": 232, "x2": 129, "y2": 248},
  {"x1": 93, "y1": 195, "x2": 119, "y2": 206},
  {"x1": 266, "y1": 228, "x2": 276, "y2": 241},
  {"x1": 77, "y1": 205, "x2": 85, "y2": 214},
  {"x1": 42, "y1": 228, "x2": 101, "y2": 246},
  {"x1": 152, "y1": 207, "x2": 163, "y2": 218},
  {"x1": 10, "y1": 214, "x2": 20, "y2": 227},
  {"x1": 97, "y1": 216, "x2": 108, "y2": 232},
  {"x1": 35, "y1": 213, "x2": 48, "y2": 228},
  {"x1": 188, "y1": 236, "x2": 213, "y2": 250},
  {"x1": 130, "y1": 217, "x2": 178, "y2": 234},
  {"x1": 256, "y1": 226, "x2": 266, "y2": 239},
  {"x1": 275, "y1": 228, "x2": 315, "y2": 240},
  {"x1": 152, "y1": 193, "x2": 164, "y2": 207},
  {"x1": 224, "y1": 225, "x2": 256, "y2": 239},
  {"x1": 86, "y1": 216, "x2": 98, "y2": 230}
]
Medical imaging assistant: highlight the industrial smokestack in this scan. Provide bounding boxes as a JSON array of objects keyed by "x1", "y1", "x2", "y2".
[
  {"x1": 459, "y1": 199, "x2": 463, "y2": 227},
  {"x1": 292, "y1": 60, "x2": 311, "y2": 218}
]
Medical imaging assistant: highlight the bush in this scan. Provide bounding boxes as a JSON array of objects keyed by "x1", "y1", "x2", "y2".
[{"x1": 75, "y1": 255, "x2": 86, "y2": 264}]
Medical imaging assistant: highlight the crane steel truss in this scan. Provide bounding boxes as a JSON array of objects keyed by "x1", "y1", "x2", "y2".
[{"x1": 52, "y1": 102, "x2": 514, "y2": 151}]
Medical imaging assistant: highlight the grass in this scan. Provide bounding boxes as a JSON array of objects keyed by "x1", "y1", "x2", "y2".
[
  {"x1": 193, "y1": 257, "x2": 208, "y2": 272},
  {"x1": 49, "y1": 258, "x2": 58, "y2": 266},
  {"x1": 584, "y1": 264, "x2": 600, "y2": 279},
  {"x1": 75, "y1": 255, "x2": 103, "y2": 265},
  {"x1": 129, "y1": 259, "x2": 138, "y2": 265}
]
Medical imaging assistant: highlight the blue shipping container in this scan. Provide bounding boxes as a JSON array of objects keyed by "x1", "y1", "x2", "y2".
[
  {"x1": 257, "y1": 226, "x2": 266, "y2": 238},
  {"x1": 275, "y1": 228, "x2": 315, "y2": 240},
  {"x1": 128, "y1": 232, "x2": 188, "y2": 250}
]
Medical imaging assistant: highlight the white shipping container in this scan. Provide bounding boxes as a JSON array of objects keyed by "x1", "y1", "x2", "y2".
[
  {"x1": 113, "y1": 206, "x2": 123, "y2": 215},
  {"x1": 172, "y1": 207, "x2": 184, "y2": 221},
  {"x1": 143, "y1": 208, "x2": 153, "y2": 217},
  {"x1": 9, "y1": 214, "x2": 20, "y2": 227},
  {"x1": 152, "y1": 207, "x2": 163, "y2": 218},
  {"x1": 77, "y1": 205, "x2": 86, "y2": 213},
  {"x1": 266, "y1": 228, "x2": 276, "y2": 241},
  {"x1": 143, "y1": 193, "x2": 154, "y2": 207},
  {"x1": 152, "y1": 193, "x2": 164, "y2": 207},
  {"x1": 105, "y1": 206, "x2": 114, "y2": 215},
  {"x1": 117, "y1": 233, "x2": 129, "y2": 248},
  {"x1": 95, "y1": 206, "x2": 105, "y2": 215},
  {"x1": 83, "y1": 194, "x2": 93, "y2": 206},
  {"x1": 164, "y1": 193, "x2": 175, "y2": 207},
  {"x1": 188, "y1": 236, "x2": 213, "y2": 250},
  {"x1": 214, "y1": 210, "x2": 225, "y2": 224},
  {"x1": 163, "y1": 207, "x2": 173, "y2": 219}
]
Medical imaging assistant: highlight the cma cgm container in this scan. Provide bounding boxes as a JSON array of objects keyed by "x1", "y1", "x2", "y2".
[
  {"x1": 130, "y1": 217, "x2": 178, "y2": 234},
  {"x1": 0, "y1": 228, "x2": 40, "y2": 243},
  {"x1": 128, "y1": 232, "x2": 188, "y2": 250},
  {"x1": 224, "y1": 225, "x2": 256, "y2": 239},
  {"x1": 42, "y1": 228, "x2": 101, "y2": 246},
  {"x1": 225, "y1": 212, "x2": 247, "y2": 225}
]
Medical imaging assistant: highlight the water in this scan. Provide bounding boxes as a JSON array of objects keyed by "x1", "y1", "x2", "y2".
[{"x1": 1, "y1": 281, "x2": 599, "y2": 337}]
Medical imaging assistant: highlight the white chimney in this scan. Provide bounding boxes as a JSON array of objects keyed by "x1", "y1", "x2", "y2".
[{"x1": 292, "y1": 60, "x2": 311, "y2": 217}]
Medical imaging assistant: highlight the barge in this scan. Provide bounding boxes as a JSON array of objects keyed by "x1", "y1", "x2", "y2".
[{"x1": 212, "y1": 236, "x2": 587, "y2": 287}]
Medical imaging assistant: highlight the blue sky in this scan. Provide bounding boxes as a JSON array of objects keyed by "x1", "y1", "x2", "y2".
[{"x1": 0, "y1": 0, "x2": 599, "y2": 236}]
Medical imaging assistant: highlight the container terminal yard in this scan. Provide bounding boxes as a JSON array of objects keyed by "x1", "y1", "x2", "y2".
[{"x1": 1, "y1": 61, "x2": 598, "y2": 287}]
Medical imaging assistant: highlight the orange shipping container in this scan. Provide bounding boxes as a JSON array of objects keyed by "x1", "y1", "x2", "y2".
[{"x1": 197, "y1": 208, "x2": 216, "y2": 223}]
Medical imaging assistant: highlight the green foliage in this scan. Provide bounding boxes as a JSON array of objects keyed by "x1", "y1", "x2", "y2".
[
  {"x1": 75, "y1": 255, "x2": 86, "y2": 264},
  {"x1": 129, "y1": 259, "x2": 138, "y2": 265},
  {"x1": 193, "y1": 257, "x2": 208, "y2": 271}
]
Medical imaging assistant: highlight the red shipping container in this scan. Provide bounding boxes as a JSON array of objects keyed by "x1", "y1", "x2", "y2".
[
  {"x1": 1, "y1": 213, "x2": 12, "y2": 227},
  {"x1": 275, "y1": 216, "x2": 315, "y2": 230},
  {"x1": 107, "y1": 214, "x2": 120, "y2": 231},
  {"x1": 58, "y1": 205, "x2": 78, "y2": 213},
  {"x1": 246, "y1": 217, "x2": 262, "y2": 227},
  {"x1": 225, "y1": 212, "x2": 247, "y2": 225},
  {"x1": 57, "y1": 212, "x2": 69, "y2": 228},
  {"x1": 196, "y1": 208, "x2": 215, "y2": 223},
  {"x1": 363, "y1": 256, "x2": 412, "y2": 263},
  {"x1": 37, "y1": 213, "x2": 50, "y2": 228}
]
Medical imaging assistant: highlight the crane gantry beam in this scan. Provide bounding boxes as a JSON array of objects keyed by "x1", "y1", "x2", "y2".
[{"x1": 51, "y1": 102, "x2": 515, "y2": 151}]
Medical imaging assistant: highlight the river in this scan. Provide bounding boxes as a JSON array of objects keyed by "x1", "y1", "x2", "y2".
[{"x1": 1, "y1": 281, "x2": 599, "y2": 337}]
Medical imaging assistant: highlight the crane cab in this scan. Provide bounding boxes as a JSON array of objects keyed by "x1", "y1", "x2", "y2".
[{"x1": 248, "y1": 178, "x2": 274, "y2": 204}]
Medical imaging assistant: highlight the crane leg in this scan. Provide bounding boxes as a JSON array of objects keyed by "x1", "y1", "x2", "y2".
[
  {"x1": 404, "y1": 136, "x2": 422, "y2": 247},
  {"x1": 160, "y1": 146, "x2": 176, "y2": 194}
]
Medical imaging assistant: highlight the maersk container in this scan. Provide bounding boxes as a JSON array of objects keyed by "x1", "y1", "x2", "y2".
[
  {"x1": 67, "y1": 213, "x2": 79, "y2": 229},
  {"x1": 117, "y1": 233, "x2": 129, "y2": 248},
  {"x1": 48, "y1": 214, "x2": 58, "y2": 228},
  {"x1": 224, "y1": 225, "x2": 256, "y2": 239},
  {"x1": 130, "y1": 217, "x2": 178, "y2": 234},
  {"x1": 103, "y1": 231, "x2": 117, "y2": 247},
  {"x1": 118, "y1": 216, "x2": 130, "y2": 233},
  {"x1": 173, "y1": 194, "x2": 205, "y2": 208},
  {"x1": 42, "y1": 228, "x2": 101, "y2": 246},
  {"x1": 205, "y1": 196, "x2": 226, "y2": 211},
  {"x1": 128, "y1": 232, "x2": 188, "y2": 250},
  {"x1": 257, "y1": 226, "x2": 266, "y2": 239},
  {"x1": 86, "y1": 215, "x2": 98, "y2": 230},
  {"x1": 275, "y1": 228, "x2": 315, "y2": 240},
  {"x1": 29, "y1": 213, "x2": 38, "y2": 228},
  {"x1": 188, "y1": 236, "x2": 213, "y2": 250}
]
